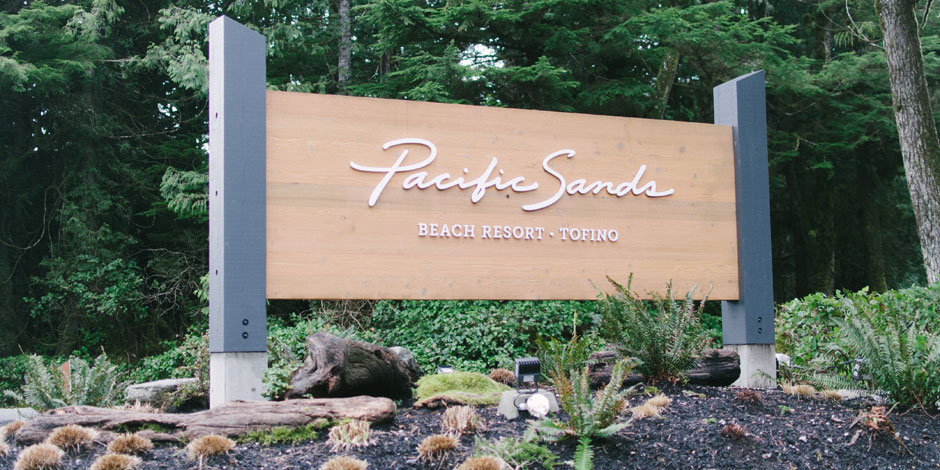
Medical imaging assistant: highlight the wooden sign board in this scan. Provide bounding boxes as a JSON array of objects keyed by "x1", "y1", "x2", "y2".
[{"x1": 266, "y1": 91, "x2": 738, "y2": 300}]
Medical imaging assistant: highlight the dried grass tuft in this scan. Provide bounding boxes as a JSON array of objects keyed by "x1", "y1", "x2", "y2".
[
  {"x1": 185, "y1": 434, "x2": 235, "y2": 463},
  {"x1": 3, "y1": 420, "x2": 27, "y2": 439},
  {"x1": 417, "y1": 434, "x2": 458, "y2": 461},
  {"x1": 115, "y1": 401, "x2": 163, "y2": 414},
  {"x1": 89, "y1": 453, "x2": 141, "y2": 470},
  {"x1": 13, "y1": 443, "x2": 64, "y2": 470},
  {"x1": 457, "y1": 455, "x2": 503, "y2": 470},
  {"x1": 644, "y1": 394, "x2": 672, "y2": 409},
  {"x1": 819, "y1": 389, "x2": 843, "y2": 401},
  {"x1": 107, "y1": 433, "x2": 154, "y2": 455},
  {"x1": 320, "y1": 455, "x2": 368, "y2": 470},
  {"x1": 719, "y1": 422, "x2": 749, "y2": 440},
  {"x1": 781, "y1": 382, "x2": 816, "y2": 397},
  {"x1": 630, "y1": 404, "x2": 662, "y2": 419},
  {"x1": 45, "y1": 424, "x2": 98, "y2": 453},
  {"x1": 327, "y1": 420, "x2": 373, "y2": 452},
  {"x1": 734, "y1": 388, "x2": 762, "y2": 405},
  {"x1": 442, "y1": 405, "x2": 485, "y2": 434},
  {"x1": 488, "y1": 369, "x2": 514, "y2": 386},
  {"x1": 0, "y1": 440, "x2": 10, "y2": 457}
]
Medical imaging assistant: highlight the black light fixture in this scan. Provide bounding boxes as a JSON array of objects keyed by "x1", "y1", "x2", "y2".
[{"x1": 514, "y1": 357, "x2": 541, "y2": 390}]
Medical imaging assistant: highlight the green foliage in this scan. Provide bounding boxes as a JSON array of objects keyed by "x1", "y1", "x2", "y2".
[
  {"x1": 237, "y1": 419, "x2": 330, "y2": 446},
  {"x1": 0, "y1": 355, "x2": 29, "y2": 406},
  {"x1": 598, "y1": 276, "x2": 708, "y2": 382},
  {"x1": 532, "y1": 335, "x2": 636, "y2": 468},
  {"x1": 472, "y1": 429, "x2": 559, "y2": 470},
  {"x1": 536, "y1": 334, "x2": 601, "y2": 388},
  {"x1": 837, "y1": 300, "x2": 940, "y2": 409},
  {"x1": 4, "y1": 354, "x2": 126, "y2": 410},
  {"x1": 372, "y1": 300, "x2": 596, "y2": 373},
  {"x1": 415, "y1": 372, "x2": 510, "y2": 402}
]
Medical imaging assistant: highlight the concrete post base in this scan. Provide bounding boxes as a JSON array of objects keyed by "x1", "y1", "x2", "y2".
[
  {"x1": 497, "y1": 390, "x2": 560, "y2": 419},
  {"x1": 726, "y1": 344, "x2": 777, "y2": 389},
  {"x1": 210, "y1": 351, "x2": 267, "y2": 408}
]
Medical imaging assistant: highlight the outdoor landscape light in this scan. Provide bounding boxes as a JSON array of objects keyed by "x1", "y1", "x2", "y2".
[
  {"x1": 436, "y1": 364, "x2": 455, "y2": 374},
  {"x1": 514, "y1": 357, "x2": 541, "y2": 390}
]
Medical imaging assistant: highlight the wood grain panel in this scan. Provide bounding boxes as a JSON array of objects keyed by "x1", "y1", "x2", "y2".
[{"x1": 266, "y1": 91, "x2": 738, "y2": 300}]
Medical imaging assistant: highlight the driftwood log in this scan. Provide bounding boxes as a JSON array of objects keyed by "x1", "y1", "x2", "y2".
[
  {"x1": 13, "y1": 396, "x2": 396, "y2": 445},
  {"x1": 287, "y1": 332, "x2": 421, "y2": 400},
  {"x1": 589, "y1": 348, "x2": 740, "y2": 387}
]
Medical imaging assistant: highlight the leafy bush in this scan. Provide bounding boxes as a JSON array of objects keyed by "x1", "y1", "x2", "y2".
[
  {"x1": 597, "y1": 276, "x2": 708, "y2": 382},
  {"x1": 372, "y1": 300, "x2": 597, "y2": 373},
  {"x1": 4, "y1": 353, "x2": 127, "y2": 410},
  {"x1": 532, "y1": 335, "x2": 636, "y2": 470},
  {"x1": 838, "y1": 300, "x2": 940, "y2": 409},
  {"x1": 776, "y1": 283, "x2": 940, "y2": 376},
  {"x1": 0, "y1": 355, "x2": 30, "y2": 407}
]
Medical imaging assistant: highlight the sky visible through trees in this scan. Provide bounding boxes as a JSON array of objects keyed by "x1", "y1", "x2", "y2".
[{"x1": 0, "y1": 0, "x2": 938, "y2": 358}]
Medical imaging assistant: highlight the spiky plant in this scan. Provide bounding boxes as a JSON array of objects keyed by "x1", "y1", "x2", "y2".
[
  {"x1": 457, "y1": 456, "x2": 502, "y2": 470},
  {"x1": 644, "y1": 394, "x2": 672, "y2": 409},
  {"x1": 45, "y1": 424, "x2": 97, "y2": 453},
  {"x1": 442, "y1": 406, "x2": 485, "y2": 435},
  {"x1": 327, "y1": 420, "x2": 372, "y2": 452},
  {"x1": 0, "y1": 440, "x2": 10, "y2": 457},
  {"x1": 107, "y1": 433, "x2": 154, "y2": 455},
  {"x1": 472, "y1": 429, "x2": 558, "y2": 470},
  {"x1": 630, "y1": 404, "x2": 661, "y2": 419},
  {"x1": 89, "y1": 453, "x2": 141, "y2": 470},
  {"x1": 3, "y1": 420, "x2": 26, "y2": 439},
  {"x1": 3, "y1": 354, "x2": 126, "y2": 410},
  {"x1": 488, "y1": 369, "x2": 514, "y2": 386},
  {"x1": 719, "y1": 423, "x2": 749, "y2": 440},
  {"x1": 597, "y1": 275, "x2": 709, "y2": 383},
  {"x1": 320, "y1": 455, "x2": 368, "y2": 470},
  {"x1": 13, "y1": 443, "x2": 64, "y2": 470},
  {"x1": 417, "y1": 434, "x2": 458, "y2": 461},
  {"x1": 186, "y1": 434, "x2": 235, "y2": 468}
]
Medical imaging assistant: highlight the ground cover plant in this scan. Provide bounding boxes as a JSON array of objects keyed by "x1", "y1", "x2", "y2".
[{"x1": 3, "y1": 354, "x2": 126, "y2": 410}]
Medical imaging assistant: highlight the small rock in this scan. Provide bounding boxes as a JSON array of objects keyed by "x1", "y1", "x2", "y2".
[
  {"x1": 0, "y1": 407, "x2": 39, "y2": 424},
  {"x1": 798, "y1": 435, "x2": 807, "y2": 442}
]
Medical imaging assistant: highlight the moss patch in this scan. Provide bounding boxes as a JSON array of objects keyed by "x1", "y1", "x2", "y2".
[
  {"x1": 237, "y1": 419, "x2": 331, "y2": 446},
  {"x1": 415, "y1": 372, "x2": 510, "y2": 403}
]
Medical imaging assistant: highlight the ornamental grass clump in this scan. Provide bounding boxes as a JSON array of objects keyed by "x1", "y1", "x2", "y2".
[
  {"x1": 327, "y1": 420, "x2": 372, "y2": 451},
  {"x1": 107, "y1": 433, "x2": 153, "y2": 455},
  {"x1": 719, "y1": 422, "x2": 749, "y2": 441},
  {"x1": 186, "y1": 434, "x2": 235, "y2": 467},
  {"x1": 598, "y1": 275, "x2": 709, "y2": 383},
  {"x1": 320, "y1": 455, "x2": 368, "y2": 470},
  {"x1": 3, "y1": 420, "x2": 26, "y2": 439},
  {"x1": 417, "y1": 434, "x2": 458, "y2": 462},
  {"x1": 13, "y1": 443, "x2": 64, "y2": 470},
  {"x1": 0, "y1": 440, "x2": 10, "y2": 457},
  {"x1": 442, "y1": 405, "x2": 485, "y2": 435},
  {"x1": 45, "y1": 424, "x2": 97, "y2": 453},
  {"x1": 488, "y1": 369, "x2": 514, "y2": 386},
  {"x1": 89, "y1": 453, "x2": 141, "y2": 470},
  {"x1": 458, "y1": 455, "x2": 503, "y2": 470}
]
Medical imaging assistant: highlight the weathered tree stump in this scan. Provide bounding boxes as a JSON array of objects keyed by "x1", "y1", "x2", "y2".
[
  {"x1": 589, "y1": 348, "x2": 740, "y2": 387},
  {"x1": 13, "y1": 396, "x2": 396, "y2": 445},
  {"x1": 286, "y1": 332, "x2": 420, "y2": 400}
]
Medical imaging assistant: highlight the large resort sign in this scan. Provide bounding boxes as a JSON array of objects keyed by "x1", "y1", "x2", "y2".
[
  {"x1": 266, "y1": 92, "x2": 738, "y2": 300},
  {"x1": 208, "y1": 16, "x2": 776, "y2": 407}
]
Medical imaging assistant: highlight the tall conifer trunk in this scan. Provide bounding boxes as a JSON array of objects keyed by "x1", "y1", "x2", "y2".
[
  {"x1": 338, "y1": 0, "x2": 351, "y2": 89},
  {"x1": 877, "y1": 0, "x2": 940, "y2": 283}
]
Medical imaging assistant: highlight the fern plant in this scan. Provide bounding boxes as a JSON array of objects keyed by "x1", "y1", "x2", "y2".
[
  {"x1": 3, "y1": 353, "x2": 127, "y2": 410},
  {"x1": 531, "y1": 338, "x2": 636, "y2": 470},
  {"x1": 838, "y1": 300, "x2": 940, "y2": 410},
  {"x1": 598, "y1": 275, "x2": 708, "y2": 383}
]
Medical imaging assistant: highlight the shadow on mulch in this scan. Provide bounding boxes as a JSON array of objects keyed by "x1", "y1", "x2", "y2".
[{"x1": 1, "y1": 384, "x2": 937, "y2": 469}]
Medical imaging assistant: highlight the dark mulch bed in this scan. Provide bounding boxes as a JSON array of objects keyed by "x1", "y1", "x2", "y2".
[{"x1": 3, "y1": 385, "x2": 938, "y2": 469}]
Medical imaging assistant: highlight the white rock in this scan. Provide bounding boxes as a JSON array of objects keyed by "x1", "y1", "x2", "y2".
[{"x1": 125, "y1": 378, "x2": 198, "y2": 409}]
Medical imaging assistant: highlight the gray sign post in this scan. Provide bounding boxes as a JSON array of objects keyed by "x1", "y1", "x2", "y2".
[
  {"x1": 714, "y1": 70, "x2": 777, "y2": 388},
  {"x1": 207, "y1": 16, "x2": 268, "y2": 407}
]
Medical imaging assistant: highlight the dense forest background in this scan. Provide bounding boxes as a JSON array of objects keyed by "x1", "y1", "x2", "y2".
[{"x1": 1, "y1": 0, "x2": 937, "y2": 360}]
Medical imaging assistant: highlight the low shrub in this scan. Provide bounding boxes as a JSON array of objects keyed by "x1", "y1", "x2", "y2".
[
  {"x1": 597, "y1": 276, "x2": 709, "y2": 383},
  {"x1": 488, "y1": 368, "x2": 514, "y2": 386},
  {"x1": 0, "y1": 355, "x2": 30, "y2": 407},
  {"x1": 372, "y1": 300, "x2": 597, "y2": 373},
  {"x1": 4, "y1": 354, "x2": 127, "y2": 410},
  {"x1": 532, "y1": 335, "x2": 636, "y2": 470}
]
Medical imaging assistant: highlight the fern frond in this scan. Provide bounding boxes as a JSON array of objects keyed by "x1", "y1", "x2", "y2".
[{"x1": 573, "y1": 437, "x2": 593, "y2": 470}]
